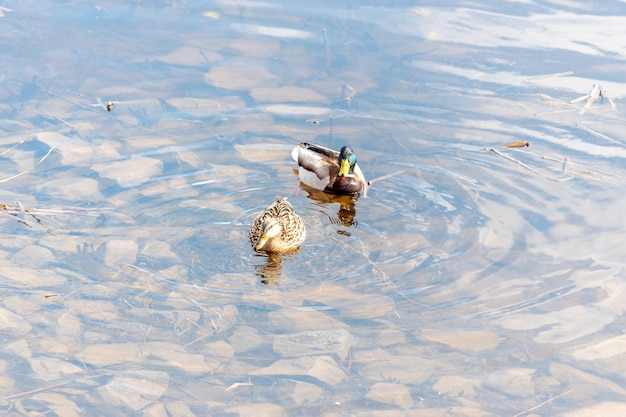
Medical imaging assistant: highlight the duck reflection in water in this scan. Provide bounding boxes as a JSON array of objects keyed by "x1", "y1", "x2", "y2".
[
  {"x1": 299, "y1": 182, "x2": 359, "y2": 231},
  {"x1": 254, "y1": 252, "x2": 284, "y2": 284}
]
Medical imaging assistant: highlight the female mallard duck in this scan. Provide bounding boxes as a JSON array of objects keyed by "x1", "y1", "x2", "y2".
[
  {"x1": 249, "y1": 197, "x2": 306, "y2": 253},
  {"x1": 291, "y1": 142, "x2": 368, "y2": 196}
]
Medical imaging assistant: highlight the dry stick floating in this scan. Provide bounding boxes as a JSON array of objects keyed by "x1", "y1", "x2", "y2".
[
  {"x1": 538, "y1": 94, "x2": 577, "y2": 107},
  {"x1": 21, "y1": 206, "x2": 114, "y2": 216},
  {"x1": 523, "y1": 149, "x2": 626, "y2": 182},
  {"x1": 575, "y1": 123, "x2": 622, "y2": 145},
  {"x1": 44, "y1": 293, "x2": 61, "y2": 299},
  {"x1": 225, "y1": 381, "x2": 254, "y2": 392},
  {"x1": 1, "y1": 203, "x2": 112, "y2": 234},
  {"x1": 523, "y1": 71, "x2": 573, "y2": 83},
  {"x1": 366, "y1": 170, "x2": 404, "y2": 186},
  {"x1": 539, "y1": 85, "x2": 617, "y2": 116},
  {"x1": 569, "y1": 84, "x2": 617, "y2": 114},
  {"x1": 512, "y1": 389, "x2": 574, "y2": 417},
  {"x1": 44, "y1": 87, "x2": 196, "y2": 140},
  {"x1": 501, "y1": 141, "x2": 530, "y2": 148},
  {"x1": 487, "y1": 148, "x2": 574, "y2": 182},
  {"x1": 355, "y1": 170, "x2": 404, "y2": 198},
  {"x1": 0, "y1": 137, "x2": 28, "y2": 156},
  {"x1": 0, "y1": 145, "x2": 55, "y2": 183},
  {"x1": 1, "y1": 202, "x2": 51, "y2": 233},
  {"x1": 0, "y1": 372, "x2": 114, "y2": 402},
  {"x1": 535, "y1": 94, "x2": 584, "y2": 117}
]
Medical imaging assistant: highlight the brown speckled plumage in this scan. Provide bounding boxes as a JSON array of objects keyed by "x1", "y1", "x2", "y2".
[{"x1": 249, "y1": 197, "x2": 306, "y2": 253}]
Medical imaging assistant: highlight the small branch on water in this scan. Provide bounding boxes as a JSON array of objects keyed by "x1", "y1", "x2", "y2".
[
  {"x1": 0, "y1": 145, "x2": 55, "y2": 183},
  {"x1": 486, "y1": 147, "x2": 573, "y2": 182}
]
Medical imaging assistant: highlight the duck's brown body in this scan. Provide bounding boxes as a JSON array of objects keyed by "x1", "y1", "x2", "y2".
[{"x1": 249, "y1": 197, "x2": 306, "y2": 253}]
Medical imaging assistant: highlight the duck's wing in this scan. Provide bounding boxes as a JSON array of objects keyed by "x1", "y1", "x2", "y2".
[
  {"x1": 248, "y1": 210, "x2": 264, "y2": 246},
  {"x1": 276, "y1": 198, "x2": 306, "y2": 243},
  {"x1": 292, "y1": 143, "x2": 340, "y2": 188},
  {"x1": 301, "y1": 143, "x2": 338, "y2": 159}
]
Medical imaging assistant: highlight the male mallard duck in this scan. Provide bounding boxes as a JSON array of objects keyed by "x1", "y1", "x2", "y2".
[
  {"x1": 291, "y1": 143, "x2": 368, "y2": 196},
  {"x1": 249, "y1": 197, "x2": 306, "y2": 253}
]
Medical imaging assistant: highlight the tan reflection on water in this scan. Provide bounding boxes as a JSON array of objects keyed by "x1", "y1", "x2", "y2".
[{"x1": 299, "y1": 183, "x2": 359, "y2": 229}]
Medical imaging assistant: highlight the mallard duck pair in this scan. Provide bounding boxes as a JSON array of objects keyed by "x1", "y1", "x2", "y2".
[{"x1": 249, "y1": 143, "x2": 367, "y2": 253}]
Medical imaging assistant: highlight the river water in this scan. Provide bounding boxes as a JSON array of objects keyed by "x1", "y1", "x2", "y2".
[{"x1": 1, "y1": 1, "x2": 625, "y2": 416}]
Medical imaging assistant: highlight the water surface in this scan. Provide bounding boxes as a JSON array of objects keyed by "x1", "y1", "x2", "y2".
[{"x1": 1, "y1": 1, "x2": 626, "y2": 416}]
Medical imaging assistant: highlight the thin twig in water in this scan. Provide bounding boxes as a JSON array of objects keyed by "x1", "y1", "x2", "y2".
[
  {"x1": 538, "y1": 94, "x2": 578, "y2": 108},
  {"x1": 487, "y1": 148, "x2": 573, "y2": 182},
  {"x1": 184, "y1": 331, "x2": 214, "y2": 348},
  {"x1": 525, "y1": 150, "x2": 626, "y2": 182},
  {"x1": 0, "y1": 145, "x2": 55, "y2": 183},
  {"x1": 535, "y1": 94, "x2": 583, "y2": 117},
  {"x1": 225, "y1": 381, "x2": 254, "y2": 392},
  {"x1": 360, "y1": 170, "x2": 405, "y2": 198},
  {"x1": 569, "y1": 84, "x2": 616, "y2": 115},
  {"x1": 1, "y1": 202, "x2": 52, "y2": 233},
  {"x1": 0, "y1": 137, "x2": 28, "y2": 156},
  {"x1": 512, "y1": 389, "x2": 573, "y2": 417},
  {"x1": 22, "y1": 206, "x2": 113, "y2": 216},
  {"x1": 44, "y1": 294, "x2": 61, "y2": 299},
  {"x1": 523, "y1": 71, "x2": 573, "y2": 83},
  {"x1": 367, "y1": 170, "x2": 404, "y2": 186},
  {"x1": 53, "y1": 116, "x2": 75, "y2": 129},
  {"x1": 0, "y1": 372, "x2": 112, "y2": 401},
  {"x1": 575, "y1": 123, "x2": 622, "y2": 145}
]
